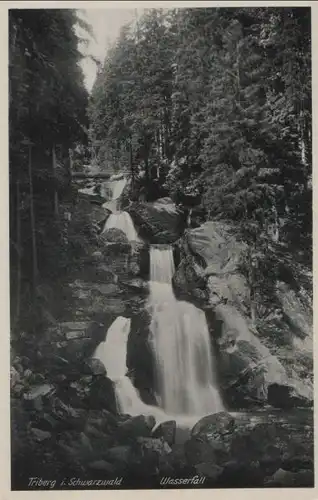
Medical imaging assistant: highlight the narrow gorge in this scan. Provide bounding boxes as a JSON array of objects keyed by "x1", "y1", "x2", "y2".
[
  {"x1": 9, "y1": 6, "x2": 313, "y2": 491},
  {"x1": 11, "y1": 169, "x2": 314, "y2": 490}
]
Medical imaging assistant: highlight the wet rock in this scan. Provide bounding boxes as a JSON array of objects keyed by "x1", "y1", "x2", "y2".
[
  {"x1": 137, "y1": 436, "x2": 172, "y2": 462},
  {"x1": 268, "y1": 383, "x2": 312, "y2": 409},
  {"x1": 133, "y1": 437, "x2": 172, "y2": 476},
  {"x1": 120, "y1": 278, "x2": 149, "y2": 293},
  {"x1": 116, "y1": 415, "x2": 156, "y2": 441},
  {"x1": 11, "y1": 383, "x2": 24, "y2": 396},
  {"x1": 217, "y1": 459, "x2": 265, "y2": 487},
  {"x1": 276, "y1": 282, "x2": 312, "y2": 339},
  {"x1": 86, "y1": 409, "x2": 119, "y2": 434},
  {"x1": 52, "y1": 397, "x2": 87, "y2": 422},
  {"x1": 50, "y1": 354, "x2": 70, "y2": 367},
  {"x1": 214, "y1": 304, "x2": 288, "y2": 406},
  {"x1": 187, "y1": 412, "x2": 235, "y2": 466},
  {"x1": 180, "y1": 220, "x2": 312, "y2": 409},
  {"x1": 33, "y1": 412, "x2": 60, "y2": 432},
  {"x1": 100, "y1": 228, "x2": 131, "y2": 254},
  {"x1": 90, "y1": 204, "x2": 110, "y2": 223},
  {"x1": 30, "y1": 427, "x2": 52, "y2": 442},
  {"x1": 185, "y1": 412, "x2": 313, "y2": 485},
  {"x1": 195, "y1": 462, "x2": 224, "y2": 480},
  {"x1": 191, "y1": 411, "x2": 235, "y2": 438},
  {"x1": 172, "y1": 254, "x2": 208, "y2": 303},
  {"x1": 78, "y1": 190, "x2": 105, "y2": 205},
  {"x1": 60, "y1": 321, "x2": 90, "y2": 332},
  {"x1": 88, "y1": 460, "x2": 116, "y2": 473},
  {"x1": 91, "y1": 250, "x2": 103, "y2": 262},
  {"x1": 161, "y1": 443, "x2": 191, "y2": 475},
  {"x1": 129, "y1": 198, "x2": 183, "y2": 244},
  {"x1": 84, "y1": 358, "x2": 106, "y2": 376},
  {"x1": 104, "y1": 445, "x2": 133, "y2": 468},
  {"x1": 186, "y1": 221, "x2": 246, "y2": 271},
  {"x1": 152, "y1": 420, "x2": 176, "y2": 446},
  {"x1": 65, "y1": 331, "x2": 87, "y2": 340},
  {"x1": 89, "y1": 376, "x2": 117, "y2": 414},
  {"x1": 10, "y1": 367, "x2": 20, "y2": 388},
  {"x1": 185, "y1": 438, "x2": 216, "y2": 466},
  {"x1": 126, "y1": 309, "x2": 157, "y2": 404},
  {"x1": 24, "y1": 384, "x2": 55, "y2": 401},
  {"x1": 264, "y1": 467, "x2": 314, "y2": 487},
  {"x1": 61, "y1": 338, "x2": 94, "y2": 362}
]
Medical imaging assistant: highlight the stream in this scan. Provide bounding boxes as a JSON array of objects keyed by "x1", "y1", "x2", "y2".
[{"x1": 94, "y1": 176, "x2": 225, "y2": 436}]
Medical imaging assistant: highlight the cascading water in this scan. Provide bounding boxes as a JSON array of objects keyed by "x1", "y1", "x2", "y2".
[
  {"x1": 94, "y1": 246, "x2": 223, "y2": 427},
  {"x1": 95, "y1": 174, "x2": 222, "y2": 430},
  {"x1": 102, "y1": 177, "x2": 127, "y2": 212},
  {"x1": 103, "y1": 212, "x2": 139, "y2": 241},
  {"x1": 149, "y1": 246, "x2": 223, "y2": 416},
  {"x1": 112, "y1": 178, "x2": 127, "y2": 200},
  {"x1": 94, "y1": 316, "x2": 166, "y2": 419}
]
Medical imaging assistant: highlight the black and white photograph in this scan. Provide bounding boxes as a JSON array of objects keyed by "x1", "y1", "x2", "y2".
[{"x1": 9, "y1": 4, "x2": 313, "y2": 491}]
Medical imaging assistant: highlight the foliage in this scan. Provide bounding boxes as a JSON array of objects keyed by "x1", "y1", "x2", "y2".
[
  {"x1": 88, "y1": 7, "x2": 311, "y2": 323},
  {"x1": 89, "y1": 7, "x2": 311, "y2": 247},
  {"x1": 9, "y1": 9, "x2": 90, "y2": 333}
]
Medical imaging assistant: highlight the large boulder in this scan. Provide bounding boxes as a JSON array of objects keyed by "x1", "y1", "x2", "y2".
[
  {"x1": 173, "y1": 221, "x2": 250, "y2": 315},
  {"x1": 126, "y1": 309, "x2": 157, "y2": 404},
  {"x1": 172, "y1": 254, "x2": 208, "y2": 303},
  {"x1": 89, "y1": 375, "x2": 118, "y2": 414},
  {"x1": 84, "y1": 358, "x2": 106, "y2": 376},
  {"x1": 78, "y1": 187, "x2": 105, "y2": 205},
  {"x1": 185, "y1": 221, "x2": 247, "y2": 272},
  {"x1": 115, "y1": 415, "x2": 156, "y2": 441},
  {"x1": 100, "y1": 228, "x2": 131, "y2": 254},
  {"x1": 213, "y1": 303, "x2": 291, "y2": 406},
  {"x1": 174, "y1": 220, "x2": 312, "y2": 409},
  {"x1": 184, "y1": 410, "x2": 314, "y2": 487},
  {"x1": 268, "y1": 383, "x2": 312, "y2": 409},
  {"x1": 128, "y1": 198, "x2": 184, "y2": 244},
  {"x1": 152, "y1": 420, "x2": 177, "y2": 446}
]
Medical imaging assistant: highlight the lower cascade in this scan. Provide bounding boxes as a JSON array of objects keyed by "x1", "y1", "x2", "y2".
[
  {"x1": 94, "y1": 244, "x2": 223, "y2": 426},
  {"x1": 149, "y1": 246, "x2": 223, "y2": 416},
  {"x1": 94, "y1": 316, "x2": 166, "y2": 420}
]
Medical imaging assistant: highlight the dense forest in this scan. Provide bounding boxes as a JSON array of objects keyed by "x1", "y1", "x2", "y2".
[
  {"x1": 9, "y1": 7, "x2": 313, "y2": 491},
  {"x1": 9, "y1": 9, "x2": 90, "y2": 334},
  {"x1": 89, "y1": 7, "x2": 311, "y2": 254}
]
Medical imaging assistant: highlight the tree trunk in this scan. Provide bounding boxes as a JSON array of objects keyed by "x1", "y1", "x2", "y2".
[
  {"x1": 69, "y1": 148, "x2": 73, "y2": 173},
  {"x1": 129, "y1": 137, "x2": 135, "y2": 191},
  {"x1": 28, "y1": 144, "x2": 38, "y2": 292},
  {"x1": 52, "y1": 144, "x2": 59, "y2": 216},
  {"x1": 15, "y1": 178, "x2": 21, "y2": 324}
]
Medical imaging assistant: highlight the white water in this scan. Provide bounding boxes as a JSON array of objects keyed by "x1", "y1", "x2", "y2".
[
  {"x1": 112, "y1": 178, "x2": 127, "y2": 200},
  {"x1": 102, "y1": 178, "x2": 127, "y2": 213},
  {"x1": 101, "y1": 177, "x2": 139, "y2": 241},
  {"x1": 94, "y1": 316, "x2": 166, "y2": 419},
  {"x1": 94, "y1": 186, "x2": 223, "y2": 431},
  {"x1": 149, "y1": 246, "x2": 223, "y2": 416},
  {"x1": 94, "y1": 246, "x2": 223, "y2": 430}
]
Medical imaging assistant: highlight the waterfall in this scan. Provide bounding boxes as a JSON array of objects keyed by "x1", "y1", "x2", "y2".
[
  {"x1": 149, "y1": 246, "x2": 223, "y2": 415},
  {"x1": 94, "y1": 246, "x2": 223, "y2": 426},
  {"x1": 94, "y1": 316, "x2": 166, "y2": 420},
  {"x1": 101, "y1": 176, "x2": 139, "y2": 241},
  {"x1": 112, "y1": 178, "x2": 127, "y2": 200},
  {"x1": 103, "y1": 211, "x2": 139, "y2": 241},
  {"x1": 94, "y1": 173, "x2": 223, "y2": 430}
]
